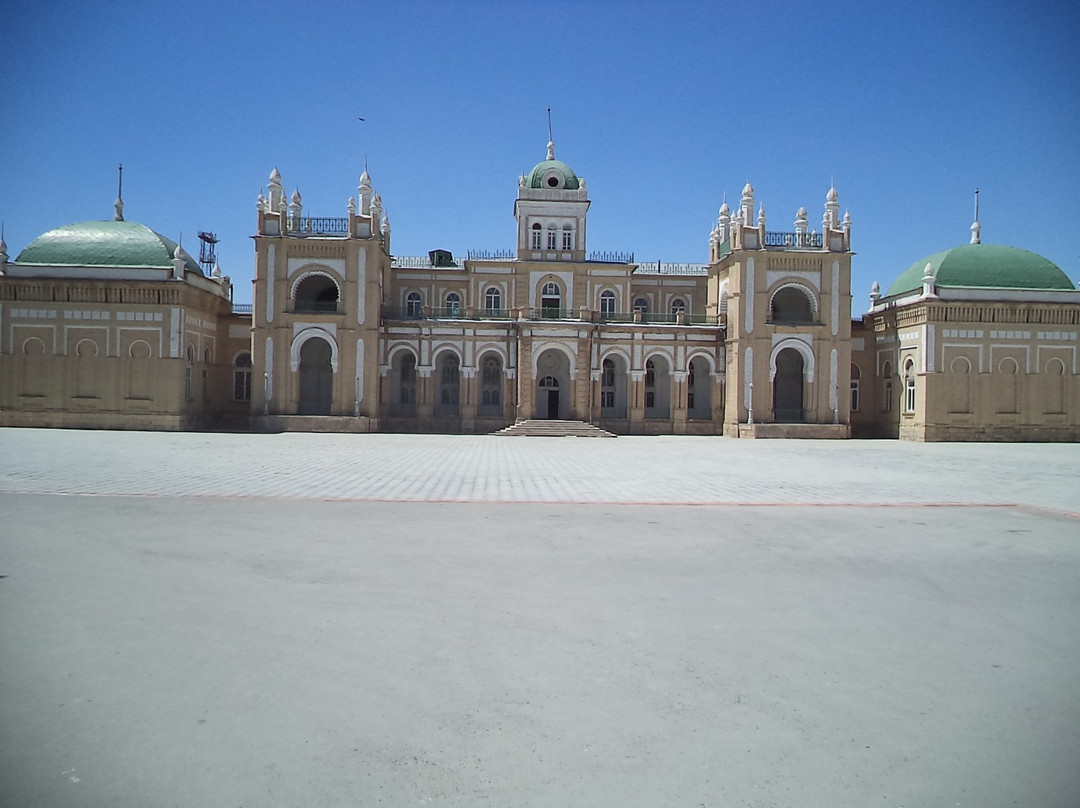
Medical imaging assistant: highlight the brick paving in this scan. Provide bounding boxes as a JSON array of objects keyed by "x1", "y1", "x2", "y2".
[
  {"x1": 2, "y1": 428, "x2": 1079, "y2": 807},
  {"x1": 0, "y1": 428, "x2": 1077, "y2": 513}
]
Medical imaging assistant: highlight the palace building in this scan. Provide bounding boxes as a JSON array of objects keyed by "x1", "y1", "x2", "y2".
[{"x1": 1, "y1": 138, "x2": 1077, "y2": 440}]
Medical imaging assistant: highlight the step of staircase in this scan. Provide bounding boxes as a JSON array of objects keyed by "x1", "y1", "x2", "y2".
[{"x1": 494, "y1": 419, "x2": 617, "y2": 438}]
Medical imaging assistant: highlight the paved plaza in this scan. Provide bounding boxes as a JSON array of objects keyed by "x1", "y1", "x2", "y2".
[{"x1": 1, "y1": 429, "x2": 1079, "y2": 807}]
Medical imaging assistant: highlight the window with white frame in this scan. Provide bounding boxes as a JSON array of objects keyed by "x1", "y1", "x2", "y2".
[
  {"x1": 485, "y1": 286, "x2": 501, "y2": 314},
  {"x1": 904, "y1": 359, "x2": 916, "y2": 413},
  {"x1": 600, "y1": 290, "x2": 616, "y2": 317},
  {"x1": 531, "y1": 223, "x2": 542, "y2": 249},
  {"x1": 634, "y1": 297, "x2": 649, "y2": 314},
  {"x1": 670, "y1": 298, "x2": 686, "y2": 316},
  {"x1": 445, "y1": 292, "x2": 461, "y2": 316},
  {"x1": 405, "y1": 291, "x2": 422, "y2": 318},
  {"x1": 546, "y1": 226, "x2": 557, "y2": 250},
  {"x1": 601, "y1": 358, "x2": 615, "y2": 408},
  {"x1": 233, "y1": 352, "x2": 252, "y2": 401},
  {"x1": 850, "y1": 364, "x2": 861, "y2": 412},
  {"x1": 562, "y1": 225, "x2": 573, "y2": 250}
]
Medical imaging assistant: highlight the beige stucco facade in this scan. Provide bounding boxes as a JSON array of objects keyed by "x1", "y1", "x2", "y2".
[{"x1": 2, "y1": 139, "x2": 1077, "y2": 440}]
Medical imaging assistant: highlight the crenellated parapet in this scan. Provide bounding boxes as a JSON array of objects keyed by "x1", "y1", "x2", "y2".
[
  {"x1": 256, "y1": 167, "x2": 390, "y2": 250},
  {"x1": 710, "y1": 184, "x2": 852, "y2": 263}
]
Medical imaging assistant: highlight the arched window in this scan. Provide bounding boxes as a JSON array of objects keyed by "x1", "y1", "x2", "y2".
[
  {"x1": 882, "y1": 360, "x2": 893, "y2": 413},
  {"x1": 562, "y1": 224, "x2": 573, "y2": 251},
  {"x1": 600, "y1": 290, "x2": 616, "y2": 318},
  {"x1": 484, "y1": 286, "x2": 502, "y2": 314},
  {"x1": 850, "y1": 364, "x2": 861, "y2": 412},
  {"x1": 405, "y1": 292, "x2": 422, "y2": 318},
  {"x1": 670, "y1": 298, "x2": 686, "y2": 316},
  {"x1": 437, "y1": 353, "x2": 460, "y2": 414},
  {"x1": 445, "y1": 292, "x2": 461, "y2": 316},
  {"x1": 546, "y1": 225, "x2": 557, "y2": 250},
  {"x1": 540, "y1": 281, "x2": 561, "y2": 318},
  {"x1": 399, "y1": 352, "x2": 416, "y2": 405},
  {"x1": 294, "y1": 274, "x2": 340, "y2": 313},
  {"x1": 531, "y1": 223, "x2": 542, "y2": 250},
  {"x1": 479, "y1": 354, "x2": 502, "y2": 414},
  {"x1": 203, "y1": 348, "x2": 212, "y2": 364},
  {"x1": 633, "y1": 297, "x2": 649, "y2": 313},
  {"x1": 602, "y1": 359, "x2": 615, "y2": 408},
  {"x1": 770, "y1": 286, "x2": 814, "y2": 324},
  {"x1": 233, "y1": 352, "x2": 253, "y2": 401},
  {"x1": 904, "y1": 358, "x2": 916, "y2": 413}
]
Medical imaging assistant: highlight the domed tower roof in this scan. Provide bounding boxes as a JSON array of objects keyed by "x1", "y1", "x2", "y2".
[
  {"x1": 886, "y1": 243, "x2": 1073, "y2": 297},
  {"x1": 15, "y1": 220, "x2": 202, "y2": 274},
  {"x1": 525, "y1": 157, "x2": 581, "y2": 191}
]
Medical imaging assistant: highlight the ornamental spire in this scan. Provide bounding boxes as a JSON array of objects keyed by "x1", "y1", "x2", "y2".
[
  {"x1": 970, "y1": 187, "x2": 981, "y2": 244},
  {"x1": 114, "y1": 163, "x2": 124, "y2": 221},
  {"x1": 546, "y1": 106, "x2": 555, "y2": 160}
]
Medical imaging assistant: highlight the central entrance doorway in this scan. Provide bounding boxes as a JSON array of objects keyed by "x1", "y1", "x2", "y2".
[
  {"x1": 773, "y1": 347, "x2": 805, "y2": 422},
  {"x1": 539, "y1": 376, "x2": 560, "y2": 419},
  {"x1": 298, "y1": 337, "x2": 333, "y2": 415},
  {"x1": 534, "y1": 347, "x2": 571, "y2": 419}
]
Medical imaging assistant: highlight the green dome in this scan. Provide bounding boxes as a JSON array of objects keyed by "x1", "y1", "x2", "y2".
[
  {"x1": 526, "y1": 159, "x2": 581, "y2": 190},
  {"x1": 15, "y1": 220, "x2": 201, "y2": 274},
  {"x1": 887, "y1": 243, "x2": 1074, "y2": 297}
]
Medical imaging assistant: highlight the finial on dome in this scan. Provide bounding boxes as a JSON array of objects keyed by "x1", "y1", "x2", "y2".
[
  {"x1": 827, "y1": 185, "x2": 838, "y2": 202},
  {"x1": 970, "y1": 187, "x2": 981, "y2": 244},
  {"x1": 546, "y1": 106, "x2": 555, "y2": 160},
  {"x1": 114, "y1": 163, "x2": 124, "y2": 221},
  {"x1": 290, "y1": 189, "x2": 302, "y2": 204},
  {"x1": 269, "y1": 167, "x2": 282, "y2": 184}
]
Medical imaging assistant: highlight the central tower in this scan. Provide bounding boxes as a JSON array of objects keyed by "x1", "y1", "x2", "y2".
[{"x1": 513, "y1": 136, "x2": 590, "y2": 261}]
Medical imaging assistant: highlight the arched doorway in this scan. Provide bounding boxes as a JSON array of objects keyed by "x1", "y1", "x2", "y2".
[
  {"x1": 535, "y1": 348, "x2": 571, "y2": 419},
  {"x1": 773, "y1": 347, "x2": 804, "y2": 422},
  {"x1": 298, "y1": 337, "x2": 333, "y2": 414},
  {"x1": 687, "y1": 357, "x2": 711, "y2": 419}
]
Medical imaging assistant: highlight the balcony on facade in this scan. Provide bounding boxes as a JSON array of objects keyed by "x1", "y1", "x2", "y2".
[{"x1": 381, "y1": 304, "x2": 722, "y2": 326}]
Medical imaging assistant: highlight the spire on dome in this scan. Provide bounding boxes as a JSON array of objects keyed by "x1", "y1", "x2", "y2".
[
  {"x1": 546, "y1": 106, "x2": 555, "y2": 160},
  {"x1": 114, "y1": 163, "x2": 124, "y2": 221},
  {"x1": 970, "y1": 187, "x2": 981, "y2": 244}
]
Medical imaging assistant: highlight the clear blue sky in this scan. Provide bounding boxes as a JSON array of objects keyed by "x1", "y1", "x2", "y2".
[{"x1": 2, "y1": 0, "x2": 1078, "y2": 305}]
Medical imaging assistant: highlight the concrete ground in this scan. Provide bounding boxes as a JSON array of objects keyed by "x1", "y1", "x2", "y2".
[{"x1": 1, "y1": 429, "x2": 1078, "y2": 807}]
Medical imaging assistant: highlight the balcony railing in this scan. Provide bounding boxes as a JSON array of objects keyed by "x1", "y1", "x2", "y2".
[
  {"x1": 587, "y1": 250, "x2": 635, "y2": 263},
  {"x1": 633, "y1": 262, "x2": 709, "y2": 276},
  {"x1": 287, "y1": 217, "x2": 350, "y2": 235},
  {"x1": 292, "y1": 300, "x2": 341, "y2": 314},
  {"x1": 764, "y1": 231, "x2": 823, "y2": 249},
  {"x1": 392, "y1": 255, "x2": 463, "y2": 269},
  {"x1": 232, "y1": 303, "x2": 253, "y2": 314},
  {"x1": 380, "y1": 306, "x2": 722, "y2": 326},
  {"x1": 467, "y1": 249, "x2": 516, "y2": 260}
]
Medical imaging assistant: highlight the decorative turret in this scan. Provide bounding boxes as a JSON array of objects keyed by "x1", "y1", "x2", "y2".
[
  {"x1": 795, "y1": 206, "x2": 808, "y2": 236},
  {"x1": 289, "y1": 189, "x2": 303, "y2": 225},
  {"x1": 268, "y1": 168, "x2": 284, "y2": 211},
  {"x1": 870, "y1": 280, "x2": 881, "y2": 306},
  {"x1": 171, "y1": 243, "x2": 187, "y2": 280},
  {"x1": 358, "y1": 168, "x2": 372, "y2": 216},
  {"x1": 257, "y1": 191, "x2": 267, "y2": 213},
  {"x1": 0, "y1": 225, "x2": 7, "y2": 275},
  {"x1": 757, "y1": 205, "x2": 766, "y2": 231},
  {"x1": 921, "y1": 261, "x2": 937, "y2": 297},
  {"x1": 347, "y1": 197, "x2": 356, "y2": 216},
  {"x1": 740, "y1": 182, "x2": 755, "y2": 226},
  {"x1": 823, "y1": 185, "x2": 840, "y2": 231}
]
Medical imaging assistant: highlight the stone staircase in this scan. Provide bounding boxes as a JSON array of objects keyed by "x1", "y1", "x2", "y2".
[{"x1": 494, "y1": 419, "x2": 617, "y2": 438}]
